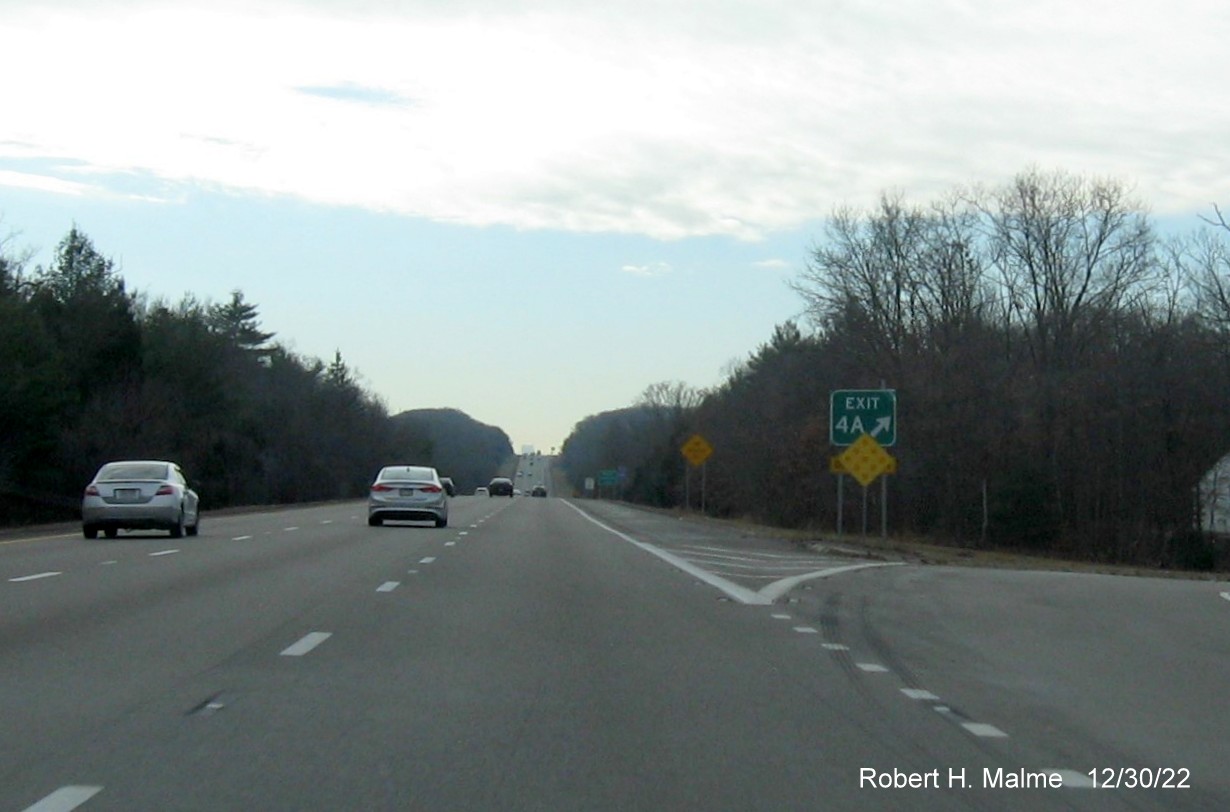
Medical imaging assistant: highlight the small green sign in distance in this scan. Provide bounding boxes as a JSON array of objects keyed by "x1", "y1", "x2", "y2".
[{"x1": 830, "y1": 389, "x2": 897, "y2": 446}]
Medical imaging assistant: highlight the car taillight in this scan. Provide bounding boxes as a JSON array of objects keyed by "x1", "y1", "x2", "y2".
[
  {"x1": 421, "y1": 485, "x2": 442, "y2": 493},
  {"x1": 371, "y1": 483, "x2": 394, "y2": 492},
  {"x1": 156, "y1": 485, "x2": 174, "y2": 495},
  {"x1": 85, "y1": 485, "x2": 99, "y2": 496}
]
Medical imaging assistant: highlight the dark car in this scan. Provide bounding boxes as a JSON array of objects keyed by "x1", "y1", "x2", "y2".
[
  {"x1": 440, "y1": 477, "x2": 456, "y2": 497},
  {"x1": 531, "y1": 485, "x2": 547, "y2": 497},
  {"x1": 488, "y1": 477, "x2": 514, "y2": 497}
]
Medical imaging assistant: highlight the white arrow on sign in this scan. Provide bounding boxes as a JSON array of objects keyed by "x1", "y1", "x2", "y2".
[{"x1": 870, "y1": 417, "x2": 892, "y2": 437}]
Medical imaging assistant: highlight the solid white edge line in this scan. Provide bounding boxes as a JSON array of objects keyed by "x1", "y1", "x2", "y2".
[
  {"x1": 758, "y1": 561, "x2": 904, "y2": 602},
  {"x1": 560, "y1": 500, "x2": 770, "y2": 605},
  {"x1": 562, "y1": 500, "x2": 905, "y2": 604},
  {"x1": 8, "y1": 572, "x2": 62, "y2": 582},
  {"x1": 280, "y1": 631, "x2": 332, "y2": 657},
  {"x1": 21, "y1": 785, "x2": 103, "y2": 812}
]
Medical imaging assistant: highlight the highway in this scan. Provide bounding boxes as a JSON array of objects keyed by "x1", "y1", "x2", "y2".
[{"x1": 2, "y1": 461, "x2": 1228, "y2": 810}]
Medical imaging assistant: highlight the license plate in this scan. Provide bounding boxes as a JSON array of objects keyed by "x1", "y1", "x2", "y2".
[
  {"x1": 399, "y1": 488, "x2": 419, "y2": 497},
  {"x1": 116, "y1": 488, "x2": 141, "y2": 502}
]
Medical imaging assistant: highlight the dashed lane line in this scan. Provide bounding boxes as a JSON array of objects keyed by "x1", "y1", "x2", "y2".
[
  {"x1": 8, "y1": 572, "x2": 62, "y2": 582},
  {"x1": 20, "y1": 785, "x2": 103, "y2": 812},
  {"x1": 280, "y1": 632, "x2": 332, "y2": 657}
]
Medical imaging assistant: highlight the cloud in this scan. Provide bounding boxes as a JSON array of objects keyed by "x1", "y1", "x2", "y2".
[
  {"x1": 2, "y1": 1, "x2": 1228, "y2": 238},
  {"x1": 753, "y1": 258, "x2": 789, "y2": 270},
  {"x1": 0, "y1": 169, "x2": 94, "y2": 196},
  {"x1": 294, "y1": 83, "x2": 415, "y2": 107},
  {"x1": 621, "y1": 262, "x2": 672, "y2": 278}
]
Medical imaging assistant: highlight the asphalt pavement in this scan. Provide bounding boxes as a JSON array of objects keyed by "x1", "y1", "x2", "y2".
[{"x1": 2, "y1": 489, "x2": 1227, "y2": 810}]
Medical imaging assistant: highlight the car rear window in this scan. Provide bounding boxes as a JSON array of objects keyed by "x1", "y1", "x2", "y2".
[
  {"x1": 98, "y1": 463, "x2": 169, "y2": 481},
  {"x1": 378, "y1": 466, "x2": 436, "y2": 482}
]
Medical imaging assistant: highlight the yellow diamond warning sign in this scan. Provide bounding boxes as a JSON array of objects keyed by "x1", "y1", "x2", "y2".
[
  {"x1": 834, "y1": 434, "x2": 895, "y2": 487},
  {"x1": 680, "y1": 434, "x2": 714, "y2": 467}
]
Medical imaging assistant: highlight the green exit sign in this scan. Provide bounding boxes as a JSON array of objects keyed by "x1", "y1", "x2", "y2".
[{"x1": 830, "y1": 389, "x2": 897, "y2": 446}]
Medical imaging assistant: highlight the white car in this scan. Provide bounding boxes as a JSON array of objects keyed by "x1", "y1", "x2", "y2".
[
  {"x1": 474, "y1": 487, "x2": 489, "y2": 496},
  {"x1": 367, "y1": 465, "x2": 449, "y2": 528},
  {"x1": 82, "y1": 460, "x2": 200, "y2": 539}
]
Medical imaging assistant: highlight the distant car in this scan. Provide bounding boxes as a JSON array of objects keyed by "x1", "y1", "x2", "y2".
[
  {"x1": 82, "y1": 460, "x2": 200, "y2": 539},
  {"x1": 368, "y1": 465, "x2": 449, "y2": 528},
  {"x1": 531, "y1": 485, "x2": 547, "y2": 497},
  {"x1": 440, "y1": 477, "x2": 456, "y2": 497},
  {"x1": 474, "y1": 487, "x2": 489, "y2": 496},
  {"x1": 488, "y1": 477, "x2": 514, "y2": 497}
]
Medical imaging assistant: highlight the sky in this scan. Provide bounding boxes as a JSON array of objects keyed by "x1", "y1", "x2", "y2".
[{"x1": 2, "y1": 0, "x2": 1229, "y2": 451}]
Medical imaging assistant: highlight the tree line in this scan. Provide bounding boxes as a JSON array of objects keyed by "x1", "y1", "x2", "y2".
[
  {"x1": 0, "y1": 225, "x2": 510, "y2": 523},
  {"x1": 561, "y1": 169, "x2": 1230, "y2": 570}
]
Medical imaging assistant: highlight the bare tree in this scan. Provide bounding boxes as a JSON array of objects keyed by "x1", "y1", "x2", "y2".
[{"x1": 978, "y1": 168, "x2": 1155, "y2": 371}]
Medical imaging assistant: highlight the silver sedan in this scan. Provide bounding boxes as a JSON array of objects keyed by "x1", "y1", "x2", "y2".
[
  {"x1": 81, "y1": 460, "x2": 200, "y2": 539},
  {"x1": 367, "y1": 465, "x2": 449, "y2": 528}
]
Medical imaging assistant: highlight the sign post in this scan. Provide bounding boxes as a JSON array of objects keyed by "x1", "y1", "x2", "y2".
[
  {"x1": 681, "y1": 434, "x2": 714, "y2": 513},
  {"x1": 830, "y1": 390, "x2": 898, "y2": 538}
]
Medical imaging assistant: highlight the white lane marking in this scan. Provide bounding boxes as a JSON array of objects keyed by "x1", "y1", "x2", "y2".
[
  {"x1": 677, "y1": 545, "x2": 828, "y2": 560},
  {"x1": 758, "y1": 561, "x2": 905, "y2": 602},
  {"x1": 822, "y1": 643, "x2": 850, "y2": 651},
  {"x1": 770, "y1": 613, "x2": 792, "y2": 620},
  {"x1": 284, "y1": 526, "x2": 299, "y2": 532},
  {"x1": 149, "y1": 549, "x2": 179, "y2": 557},
  {"x1": 21, "y1": 785, "x2": 103, "y2": 811},
  {"x1": 321, "y1": 520, "x2": 333, "y2": 525},
  {"x1": 459, "y1": 531, "x2": 470, "y2": 536},
  {"x1": 793, "y1": 626, "x2": 819, "y2": 634},
  {"x1": 419, "y1": 557, "x2": 436, "y2": 564},
  {"x1": 698, "y1": 560, "x2": 856, "y2": 573},
  {"x1": 0, "y1": 533, "x2": 79, "y2": 547},
  {"x1": 444, "y1": 541, "x2": 456, "y2": 547},
  {"x1": 376, "y1": 582, "x2": 400, "y2": 592},
  {"x1": 1051, "y1": 770, "x2": 1095, "y2": 788},
  {"x1": 406, "y1": 569, "x2": 419, "y2": 574},
  {"x1": 901, "y1": 689, "x2": 940, "y2": 700},
  {"x1": 857, "y1": 663, "x2": 890, "y2": 673},
  {"x1": 280, "y1": 632, "x2": 332, "y2": 656},
  {"x1": 8, "y1": 572, "x2": 62, "y2": 582},
  {"x1": 561, "y1": 500, "x2": 769, "y2": 605},
  {"x1": 962, "y1": 722, "x2": 1008, "y2": 738},
  {"x1": 98, "y1": 560, "x2": 117, "y2": 566},
  {"x1": 232, "y1": 535, "x2": 252, "y2": 541},
  {"x1": 1220, "y1": 591, "x2": 1230, "y2": 602},
  {"x1": 562, "y1": 500, "x2": 901, "y2": 604}
]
